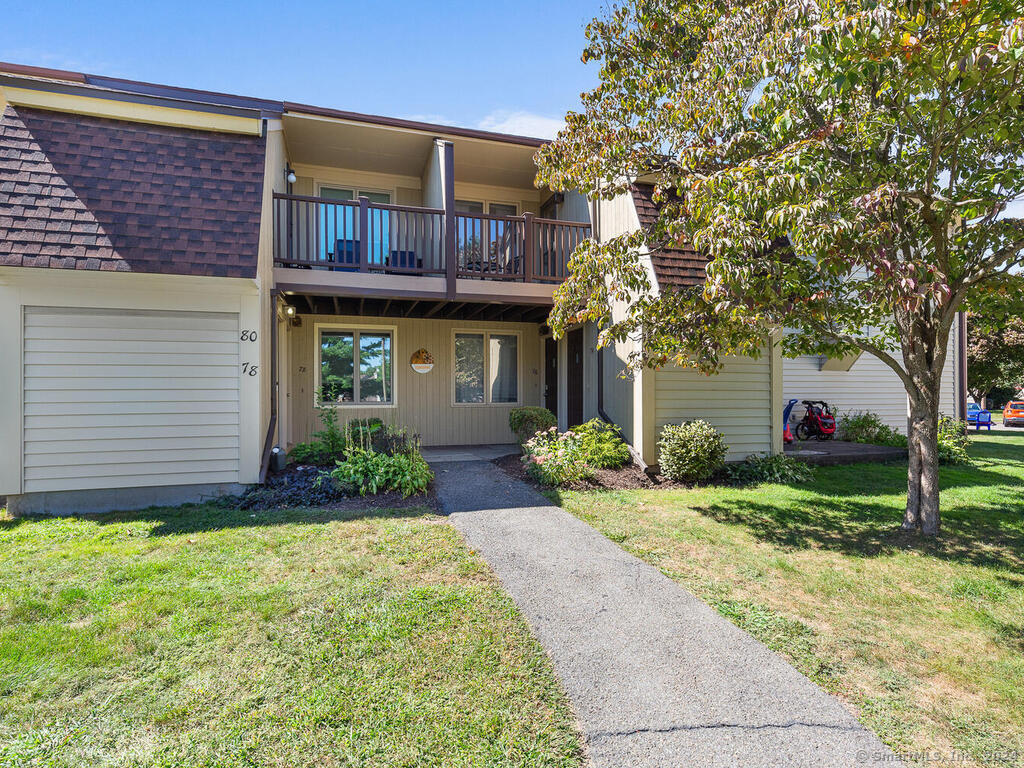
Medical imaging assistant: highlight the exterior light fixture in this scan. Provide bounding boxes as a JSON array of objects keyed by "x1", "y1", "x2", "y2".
[
  {"x1": 284, "y1": 305, "x2": 296, "y2": 318},
  {"x1": 285, "y1": 164, "x2": 296, "y2": 185}
]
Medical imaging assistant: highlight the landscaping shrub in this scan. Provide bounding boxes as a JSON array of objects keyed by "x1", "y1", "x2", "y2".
[
  {"x1": 509, "y1": 406, "x2": 557, "y2": 444},
  {"x1": 521, "y1": 427, "x2": 594, "y2": 486},
  {"x1": 837, "y1": 410, "x2": 908, "y2": 448},
  {"x1": 329, "y1": 426, "x2": 432, "y2": 497},
  {"x1": 288, "y1": 401, "x2": 348, "y2": 465},
  {"x1": 937, "y1": 416, "x2": 972, "y2": 465},
  {"x1": 572, "y1": 418, "x2": 632, "y2": 468},
  {"x1": 658, "y1": 421, "x2": 728, "y2": 484},
  {"x1": 721, "y1": 453, "x2": 814, "y2": 486}
]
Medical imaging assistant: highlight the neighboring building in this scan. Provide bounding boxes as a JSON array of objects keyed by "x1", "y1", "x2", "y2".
[{"x1": 0, "y1": 63, "x2": 966, "y2": 513}]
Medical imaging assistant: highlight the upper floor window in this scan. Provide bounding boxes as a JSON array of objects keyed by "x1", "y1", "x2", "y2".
[
  {"x1": 319, "y1": 328, "x2": 394, "y2": 405},
  {"x1": 321, "y1": 187, "x2": 391, "y2": 205},
  {"x1": 455, "y1": 200, "x2": 518, "y2": 216}
]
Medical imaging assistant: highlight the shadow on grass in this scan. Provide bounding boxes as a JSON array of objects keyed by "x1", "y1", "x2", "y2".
[
  {"x1": 694, "y1": 496, "x2": 1024, "y2": 570},
  {"x1": 688, "y1": 436, "x2": 1024, "y2": 570},
  {"x1": 0, "y1": 501, "x2": 436, "y2": 537}
]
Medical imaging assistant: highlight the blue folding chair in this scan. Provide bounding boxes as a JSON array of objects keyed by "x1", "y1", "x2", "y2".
[
  {"x1": 332, "y1": 239, "x2": 360, "y2": 271},
  {"x1": 388, "y1": 250, "x2": 419, "y2": 270},
  {"x1": 976, "y1": 410, "x2": 993, "y2": 431}
]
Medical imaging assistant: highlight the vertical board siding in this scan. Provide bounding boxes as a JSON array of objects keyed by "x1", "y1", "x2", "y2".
[
  {"x1": 22, "y1": 307, "x2": 241, "y2": 492},
  {"x1": 655, "y1": 357, "x2": 773, "y2": 461},
  {"x1": 287, "y1": 314, "x2": 542, "y2": 446},
  {"x1": 783, "y1": 331, "x2": 960, "y2": 432}
]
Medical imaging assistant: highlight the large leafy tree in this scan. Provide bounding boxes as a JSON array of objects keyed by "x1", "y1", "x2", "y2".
[{"x1": 538, "y1": 0, "x2": 1024, "y2": 535}]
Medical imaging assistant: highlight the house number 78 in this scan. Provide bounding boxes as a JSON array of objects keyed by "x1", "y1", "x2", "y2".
[{"x1": 242, "y1": 363, "x2": 258, "y2": 376}]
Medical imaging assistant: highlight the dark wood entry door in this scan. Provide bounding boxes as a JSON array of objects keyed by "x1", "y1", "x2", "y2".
[
  {"x1": 544, "y1": 337, "x2": 558, "y2": 416},
  {"x1": 567, "y1": 328, "x2": 584, "y2": 427}
]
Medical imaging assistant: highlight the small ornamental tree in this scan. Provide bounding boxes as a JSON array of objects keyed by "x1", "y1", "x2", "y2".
[{"x1": 537, "y1": 0, "x2": 1024, "y2": 535}]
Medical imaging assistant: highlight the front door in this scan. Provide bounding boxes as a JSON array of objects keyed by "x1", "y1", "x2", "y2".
[
  {"x1": 544, "y1": 337, "x2": 558, "y2": 416},
  {"x1": 567, "y1": 328, "x2": 584, "y2": 427}
]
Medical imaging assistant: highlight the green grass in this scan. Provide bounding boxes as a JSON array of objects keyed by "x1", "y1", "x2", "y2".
[
  {"x1": 0, "y1": 504, "x2": 582, "y2": 768},
  {"x1": 556, "y1": 433, "x2": 1024, "y2": 768}
]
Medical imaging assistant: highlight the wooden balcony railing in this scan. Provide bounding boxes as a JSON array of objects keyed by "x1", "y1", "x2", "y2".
[{"x1": 272, "y1": 192, "x2": 590, "y2": 286}]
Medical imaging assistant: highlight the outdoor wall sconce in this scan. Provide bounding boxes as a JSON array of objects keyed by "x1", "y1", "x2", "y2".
[{"x1": 284, "y1": 164, "x2": 296, "y2": 185}]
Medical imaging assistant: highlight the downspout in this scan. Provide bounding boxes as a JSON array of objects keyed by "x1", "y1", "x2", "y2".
[{"x1": 258, "y1": 289, "x2": 281, "y2": 483}]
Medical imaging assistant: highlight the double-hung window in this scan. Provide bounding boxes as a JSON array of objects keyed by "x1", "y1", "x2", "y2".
[
  {"x1": 454, "y1": 331, "x2": 519, "y2": 404},
  {"x1": 319, "y1": 328, "x2": 394, "y2": 405}
]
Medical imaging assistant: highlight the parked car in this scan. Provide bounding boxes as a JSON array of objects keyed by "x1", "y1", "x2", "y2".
[
  {"x1": 1003, "y1": 401, "x2": 1024, "y2": 427},
  {"x1": 966, "y1": 403, "x2": 982, "y2": 425}
]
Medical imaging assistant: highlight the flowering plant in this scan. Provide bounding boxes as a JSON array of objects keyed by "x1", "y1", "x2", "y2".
[{"x1": 521, "y1": 426, "x2": 594, "y2": 486}]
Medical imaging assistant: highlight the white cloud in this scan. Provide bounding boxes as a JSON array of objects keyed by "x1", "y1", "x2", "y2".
[
  {"x1": 400, "y1": 109, "x2": 566, "y2": 139},
  {"x1": 475, "y1": 109, "x2": 565, "y2": 140}
]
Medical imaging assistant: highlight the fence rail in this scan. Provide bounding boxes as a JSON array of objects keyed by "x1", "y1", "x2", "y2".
[{"x1": 272, "y1": 192, "x2": 589, "y2": 283}]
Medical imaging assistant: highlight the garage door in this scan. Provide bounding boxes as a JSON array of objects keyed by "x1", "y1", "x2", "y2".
[{"x1": 23, "y1": 307, "x2": 241, "y2": 492}]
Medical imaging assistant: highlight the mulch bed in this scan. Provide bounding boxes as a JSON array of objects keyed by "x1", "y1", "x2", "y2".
[
  {"x1": 233, "y1": 464, "x2": 440, "y2": 512},
  {"x1": 493, "y1": 452, "x2": 669, "y2": 492}
]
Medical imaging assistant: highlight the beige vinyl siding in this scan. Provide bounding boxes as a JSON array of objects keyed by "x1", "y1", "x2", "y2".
[
  {"x1": 594, "y1": 191, "x2": 649, "y2": 450},
  {"x1": 783, "y1": 328, "x2": 960, "y2": 432},
  {"x1": 655, "y1": 357, "x2": 773, "y2": 461},
  {"x1": 287, "y1": 314, "x2": 542, "y2": 446},
  {"x1": 22, "y1": 307, "x2": 241, "y2": 492}
]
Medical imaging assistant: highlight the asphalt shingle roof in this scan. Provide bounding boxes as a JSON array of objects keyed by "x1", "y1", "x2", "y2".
[
  {"x1": 0, "y1": 105, "x2": 265, "y2": 278},
  {"x1": 631, "y1": 183, "x2": 708, "y2": 290}
]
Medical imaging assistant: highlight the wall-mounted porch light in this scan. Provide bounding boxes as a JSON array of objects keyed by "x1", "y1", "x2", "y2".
[{"x1": 284, "y1": 164, "x2": 297, "y2": 185}]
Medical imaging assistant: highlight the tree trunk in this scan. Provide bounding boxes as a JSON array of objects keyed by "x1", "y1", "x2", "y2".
[{"x1": 903, "y1": 393, "x2": 941, "y2": 536}]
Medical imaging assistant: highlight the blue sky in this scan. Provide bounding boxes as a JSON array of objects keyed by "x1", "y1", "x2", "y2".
[{"x1": 0, "y1": 0, "x2": 602, "y2": 138}]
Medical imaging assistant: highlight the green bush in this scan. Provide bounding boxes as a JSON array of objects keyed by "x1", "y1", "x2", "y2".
[
  {"x1": 289, "y1": 399, "x2": 348, "y2": 465},
  {"x1": 722, "y1": 453, "x2": 814, "y2": 485},
  {"x1": 937, "y1": 416, "x2": 972, "y2": 465},
  {"x1": 509, "y1": 407, "x2": 557, "y2": 445},
  {"x1": 837, "y1": 411, "x2": 908, "y2": 448},
  {"x1": 658, "y1": 421, "x2": 728, "y2": 484},
  {"x1": 331, "y1": 446, "x2": 433, "y2": 497},
  {"x1": 521, "y1": 427, "x2": 594, "y2": 486},
  {"x1": 572, "y1": 418, "x2": 632, "y2": 469}
]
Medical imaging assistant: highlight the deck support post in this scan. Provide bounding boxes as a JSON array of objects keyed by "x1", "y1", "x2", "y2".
[{"x1": 523, "y1": 212, "x2": 535, "y2": 283}]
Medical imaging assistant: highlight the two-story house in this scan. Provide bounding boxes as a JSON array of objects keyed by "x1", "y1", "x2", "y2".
[{"x1": 0, "y1": 62, "x2": 966, "y2": 514}]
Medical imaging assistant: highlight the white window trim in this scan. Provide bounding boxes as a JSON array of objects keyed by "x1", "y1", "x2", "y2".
[
  {"x1": 454, "y1": 198, "x2": 519, "y2": 216},
  {"x1": 317, "y1": 183, "x2": 394, "y2": 202},
  {"x1": 451, "y1": 328, "x2": 522, "y2": 407},
  {"x1": 314, "y1": 322, "x2": 398, "y2": 409}
]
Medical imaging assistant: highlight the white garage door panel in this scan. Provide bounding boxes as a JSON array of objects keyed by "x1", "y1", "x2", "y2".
[
  {"x1": 23, "y1": 307, "x2": 241, "y2": 493},
  {"x1": 25, "y1": 389, "x2": 240, "y2": 404},
  {"x1": 24, "y1": 435, "x2": 240, "y2": 455},
  {"x1": 24, "y1": 376, "x2": 240, "y2": 391},
  {"x1": 24, "y1": 400, "x2": 240, "y2": 417}
]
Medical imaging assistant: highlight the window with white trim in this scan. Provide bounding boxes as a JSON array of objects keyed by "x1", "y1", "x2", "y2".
[
  {"x1": 319, "y1": 329, "x2": 393, "y2": 405},
  {"x1": 454, "y1": 331, "x2": 519, "y2": 404}
]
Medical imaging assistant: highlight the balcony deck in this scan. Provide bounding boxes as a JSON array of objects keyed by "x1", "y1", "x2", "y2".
[{"x1": 272, "y1": 193, "x2": 590, "y2": 304}]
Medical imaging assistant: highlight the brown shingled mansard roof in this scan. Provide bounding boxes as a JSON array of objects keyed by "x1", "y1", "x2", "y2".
[
  {"x1": 0, "y1": 105, "x2": 265, "y2": 278},
  {"x1": 630, "y1": 183, "x2": 709, "y2": 290}
]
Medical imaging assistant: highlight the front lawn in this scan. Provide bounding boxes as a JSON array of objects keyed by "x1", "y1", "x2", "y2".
[
  {"x1": 0, "y1": 504, "x2": 582, "y2": 767},
  {"x1": 557, "y1": 433, "x2": 1024, "y2": 768}
]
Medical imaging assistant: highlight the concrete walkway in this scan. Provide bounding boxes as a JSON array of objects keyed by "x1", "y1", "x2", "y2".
[{"x1": 431, "y1": 459, "x2": 901, "y2": 768}]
